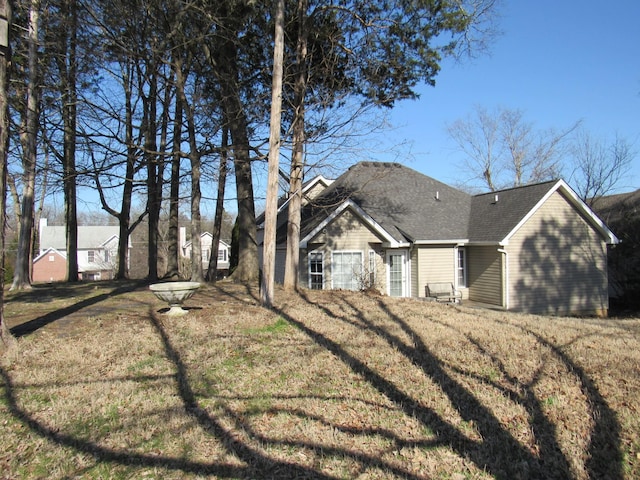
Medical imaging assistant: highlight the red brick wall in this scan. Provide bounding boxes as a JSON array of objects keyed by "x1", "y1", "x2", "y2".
[{"x1": 33, "y1": 252, "x2": 67, "y2": 283}]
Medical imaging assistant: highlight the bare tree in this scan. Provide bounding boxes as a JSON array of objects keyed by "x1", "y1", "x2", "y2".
[
  {"x1": 261, "y1": 0, "x2": 285, "y2": 307},
  {"x1": 447, "y1": 105, "x2": 502, "y2": 191},
  {"x1": 448, "y1": 105, "x2": 577, "y2": 191},
  {"x1": 282, "y1": 0, "x2": 308, "y2": 292},
  {"x1": 569, "y1": 129, "x2": 635, "y2": 205},
  {"x1": 206, "y1": 126, "x2": 229, "y2": 282},
  {"x1": 12, "y1": 0, "x2": 40, "y2": 290},
  {"x1": 0, "y1": 0, "x2": 13, "y2": 349}
]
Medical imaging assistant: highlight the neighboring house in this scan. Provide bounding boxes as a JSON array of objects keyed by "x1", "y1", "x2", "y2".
[
  {"x1": 34, "y1": 219, "x2": 129, "y2": 282},
  {"x1": 32, "y1": 248, "x2": 67, "y2": 283},
  {"x1": 591, "y1": 189, "x2": 640, "y2": 306},
  {"x1": 259, "y1": 161, "x2": 618, "y2": 316},
  {"x1": 180, "y1": 227, "x2": 231, "y2": 276}
]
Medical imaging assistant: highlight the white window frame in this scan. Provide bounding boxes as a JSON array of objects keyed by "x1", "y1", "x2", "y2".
[
  {"x1": 457, "y1": 247, "x2": 467, "y2": 288},
  {"x1": 308, "y1": 251, "x2": 324, "y2": 289},
  {"x1": 331, "y1": 250, "x2": 364, "y2": 291},
  {"x1": 368, "y1": 250, "x2": 377, "y2": 288},
  {"x1": 87, "y1": 250, "x2": 95, "y2": 263}
]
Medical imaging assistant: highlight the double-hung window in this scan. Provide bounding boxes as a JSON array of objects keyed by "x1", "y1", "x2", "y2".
[
  {"x1": 87, "y1": 250, "x2": 95, "y2": 263},
  {"x1": 457, "y1": 248, "x2": 467, "y2": 288},
  {"x1": 309, "y1": 252, "x2": 324, "y2": 289}
]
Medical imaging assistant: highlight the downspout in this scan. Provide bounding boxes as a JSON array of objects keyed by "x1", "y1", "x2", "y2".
[{"x1": 497, "y1": 248, "x2": 509, "y2": 310}]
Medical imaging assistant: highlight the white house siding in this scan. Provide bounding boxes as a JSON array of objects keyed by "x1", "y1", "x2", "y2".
[
  {"x1": 414, "y1": 245, "x2": 457, "y2": 298},
  {"x1": 506, "y1": 190, "x2": 609, "y2": 315},
  {"x1": 467, "y1": 246, "x2": 503, "y2": 306},
  {"x1": 301, "y1": 209, "x2": 385, "y2": 291}
]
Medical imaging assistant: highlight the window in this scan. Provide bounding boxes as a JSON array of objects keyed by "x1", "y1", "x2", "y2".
[
  {"x1": 309, "y1": 252, "x2": 324, "y2": 289},
  {"x1": 457, "y1": 248, "x2": 467, "y2": 288},
  {"x1": 87, "y1": 250, "x2": 95, "y2": 263},
  {"x1": 104, "y1": 250, "x2": 110, "y2": 262},
  {"x1": 49, "y1": 255, "x2": 55, "y2": 262},
  {"x1": 218, "y1": 249, "x2": 227, "y2": 262},
  {"x1": 202, "y1": 249, "x2": 210, "y2": 262},
  {"x1": 368, "y1": 250, "x2": 377, "y2": 287},
  {"x1": 332, "y1": 251, "x2": 362, "y2": 290}
]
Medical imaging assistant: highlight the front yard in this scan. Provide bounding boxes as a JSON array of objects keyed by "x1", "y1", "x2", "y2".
[{"x1": 1, "y1": 281, "x2": 638, "y2": 479}]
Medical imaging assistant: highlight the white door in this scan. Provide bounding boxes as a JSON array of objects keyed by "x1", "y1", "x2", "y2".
[{"x1": 387, "y1": 250, "x2": 408, "y2": 297}]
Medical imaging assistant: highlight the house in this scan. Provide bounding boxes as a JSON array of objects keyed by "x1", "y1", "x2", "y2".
[
  {"x1": 180, "y1": 227, "x2": 231, "y2": 276},
  {"x1": 35, "y1": 219, "x2": 129, "y2": 282},
  {"x1": 591, "y1": 189, "x2": 640, "y2": 307},
  {"x1": 260, "y1": 161, "x2": 619, "y2": 316},
  {"x1": 32, "y1": 248, "x2": 67, "y2": 283}
]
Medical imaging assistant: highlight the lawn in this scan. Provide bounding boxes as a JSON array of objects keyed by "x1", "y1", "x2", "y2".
[{"x1": 1, "y1": 281, "x2": 638, "y2": 479}]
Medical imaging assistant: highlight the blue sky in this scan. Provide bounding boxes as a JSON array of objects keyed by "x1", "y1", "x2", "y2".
[{"x1": 372, "y1": 0, "x2": 640, "y2": 194}]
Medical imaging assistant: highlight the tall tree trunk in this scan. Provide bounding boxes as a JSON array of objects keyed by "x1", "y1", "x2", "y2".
[
  {"x1": 206, "y1": 126, "x2": 229, "y2": 282},
  {"x1": 144, "y1": 68, "x2": 161, "y2": 281},
  {"x1": 60, "y1": 0, "x2": 78, "y2": 282},
  {"x1": 218, "y1": 38, "x2": 259, "y2": 284},
  {"x1": 115, "y1": 63, "x2": 136, "y2": 280},
  {"x1": 12, "y1": 0, "x2": 39, "y2": 291},
  {"x1": 173, "y1": 55, "x2": 203, "y2": 282},
  {"x1": 165, "y1": 93, "x2": 182, "y2": 279},
  {"x1": 283, "y1": 0, "x2": 308, "y2": 292},
  {"x1": 0, "y1": 0, "x2": 13, "y2": 348},
  {"x1": 261, "y1": 0, "x2": 285, "y2": 307}
]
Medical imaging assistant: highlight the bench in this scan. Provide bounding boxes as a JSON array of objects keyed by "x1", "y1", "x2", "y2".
[{"x1": 425, "y1": 282, "x2": 462, "y2": 304}]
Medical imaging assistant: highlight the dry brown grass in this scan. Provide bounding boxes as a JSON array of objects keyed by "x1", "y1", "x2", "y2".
[{"x1": 1, "y1": 281, "x2": 638, "y2": 479}]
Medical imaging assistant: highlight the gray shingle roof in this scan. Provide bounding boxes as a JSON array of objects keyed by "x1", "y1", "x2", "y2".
[
  {"x1": 299, "y1": 162, "x2": 471, "y2": 243},
  {"x1": 277, "y1": 162, "x2": 616, "y2": 247},
  {"x1": 40, "y1": 225, "x2": 120, "y2": 251}
]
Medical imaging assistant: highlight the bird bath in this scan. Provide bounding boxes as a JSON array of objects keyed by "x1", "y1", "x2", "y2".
[{"x1": 149, "y1": 281, "x2": 201, "y2": 316}]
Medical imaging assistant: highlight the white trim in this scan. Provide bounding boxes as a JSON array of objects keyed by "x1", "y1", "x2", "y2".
[
  {"x1": 498, "y1": 248, "x2": 509, "y2": 310},
  {"x1": 263, "y1": 175, "x2": 334, "y2": 224},
  {"x1": 414, "y1": 239, "x2": 469, "y2": 245},
  {"x1": 502, "y1": 180, "x2": 619, "y2": 245},
  {"x1": 300, "y1": 199, "x2": 400, "y2": 248},
  {"x1": 33, "y1": 247, "x2": 67, "y2": 263}
]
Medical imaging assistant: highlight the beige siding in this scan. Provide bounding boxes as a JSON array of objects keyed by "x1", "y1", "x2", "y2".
[
  {"x1": 410, "y1": 249, "x2": 419, "y2": 297},
  {"x1": 506, "y1": 190, "x2": 609, "y2": 315},
  {"x1": 303, "y1": 182, "x2": 328, "y2": 205},
  {"x1": 468, "y1": 246, "x2": 503, "y2": 306},
  {"x1": 301, "y1": 209, "x2": 385, "y2": 292},
  {"x1": 414, "y1": 246, "x2": 456, "y2": 298}
]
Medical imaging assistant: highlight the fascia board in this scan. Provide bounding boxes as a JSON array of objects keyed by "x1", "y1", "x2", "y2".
[
  {"x1": 413, "y1": 239, "x2": 470, "y2": 245},
  {"x1": 300, "y1": 199, "x2": 400, "y2": 248}
]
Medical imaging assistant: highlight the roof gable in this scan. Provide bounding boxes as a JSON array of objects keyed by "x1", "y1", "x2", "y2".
[
  {"x1": 469, "y1": 180, "x2": 619, "y2": 245},
  {"x1": 33, "y1": 247, "x2": 67, "y2": 263},
  {"x1": 300, "y1": 199, "x2": 401, "y2": 248}
]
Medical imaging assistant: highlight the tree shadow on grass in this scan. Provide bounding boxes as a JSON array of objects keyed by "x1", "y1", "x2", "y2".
[
  {"x1": 8, "y1": 281, "x2": 148, "y2": 337},
  {"x1": 289, "y1": 290, "x2": 623, "y2": 479},
  {"x1": 1, "y1": 283, "x2": 623, "y2": 478}
]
